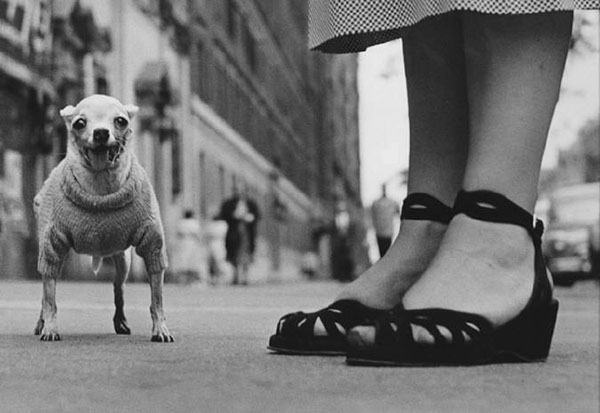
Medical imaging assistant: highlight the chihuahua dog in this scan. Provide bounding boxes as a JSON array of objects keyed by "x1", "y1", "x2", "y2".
[{"x1": 33, "y1": 94, "x2": 173, "y2": 342}]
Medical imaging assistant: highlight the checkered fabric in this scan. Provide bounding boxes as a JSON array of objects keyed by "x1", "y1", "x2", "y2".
[{"x1": 309, "y1": 0, "x2": 599, "y2": 53}]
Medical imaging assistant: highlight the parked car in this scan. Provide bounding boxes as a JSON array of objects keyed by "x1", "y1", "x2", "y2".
[{"x1": 542, "y1": 182, "x2": 600, "y2": 286}]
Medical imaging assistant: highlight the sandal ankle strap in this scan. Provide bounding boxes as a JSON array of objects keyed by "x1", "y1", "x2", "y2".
[
  {"x1": 453, "y1": 190, "x2": 544, "y2": 241},
  {"x1": 401, "y1": 193, "x2": 453, "y2": 224}
]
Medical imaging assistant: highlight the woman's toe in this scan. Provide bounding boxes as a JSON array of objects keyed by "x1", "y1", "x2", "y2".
[{"x1": 347, "y1": 325, "x2": 376, "y2": 348}]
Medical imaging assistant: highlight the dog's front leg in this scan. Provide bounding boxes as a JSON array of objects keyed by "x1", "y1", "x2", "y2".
[
  {"x1": 112, "y1": 251, "x2": 131, "y2": 334},
  {"x1": 149, "y1": 270, "x2": 174, "y2": 342},
  {"x1": 37, "y1": 275, "x2": 61, "y2": 341}
]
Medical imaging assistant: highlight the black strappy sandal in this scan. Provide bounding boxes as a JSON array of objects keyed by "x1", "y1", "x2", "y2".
[
  {"x1": 346, "y1": 190, "x2": 559, "y2": 366},
  {"x1": 267, "y1": 193, "x2": 453, "y2": 355}
]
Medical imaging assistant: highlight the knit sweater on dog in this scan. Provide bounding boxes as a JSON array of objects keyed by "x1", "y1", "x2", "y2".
[{"x1": 34, "y1": 156, "x2": 168, "y2": 278}]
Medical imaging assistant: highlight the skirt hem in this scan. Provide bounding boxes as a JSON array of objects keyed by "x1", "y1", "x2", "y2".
[{"x1": 310, "y1": 4, "x2": 598, "y2": 54}]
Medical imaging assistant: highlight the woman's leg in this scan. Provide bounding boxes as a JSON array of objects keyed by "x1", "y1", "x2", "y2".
[
  {"x1": 402, "y1": 11, "x2": 573, "y2": 327},
  {"x1": 335, "y1": 13, "x2": 469, "y2": 310}
]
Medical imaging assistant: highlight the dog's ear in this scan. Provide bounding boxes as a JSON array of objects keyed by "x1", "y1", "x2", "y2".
[
  {"x1": 124, "y1": 104, "x2": 139, "y2": 120},
  {"x1": 59, "y1": 105, "x2": 77, "y2": 123}
]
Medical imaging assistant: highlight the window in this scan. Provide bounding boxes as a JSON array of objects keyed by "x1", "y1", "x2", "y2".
[
  {"x1": 199, "y1": 152, "x2": 207, "y2": 218},
  {"x1": 0, "y1": 141, "x2": 4, "y2": 178},
  {"x1": 95, "y1": 76, "x2": 108, "y2": 95},
  {"x1": 216, "y1": 64, "x2": 227, "y2": 117},
  {"x1": 12, "y1": 4, "x2": 24, "y2": 30},
  {"x1": 226, "y1": 0, "x2": 238, "y2": 39},
  {"x1": 0, "y1": 0, "x2": 26, "y2": 39},
  {"x1": 205, "y1": 48, "x2": 216, "y2": 105},
  {"x1": 172, "y1": 135, "x2": 181, "y2": 199},
  {"x1": 232, "y1": 174, "x2": 238, "y2": 194},
  {"x1": 243, "y1": 23, "x2": 257, "y2": 72},
  {"x1": 192, "y1": 41, "x2": 204, "y2": 96},
  {"x1": 218, "y1": 164, "x2": 225, "y2": 202},
  {"x1": 0, "y1": 2, "x2": 7, "y2": 20}
]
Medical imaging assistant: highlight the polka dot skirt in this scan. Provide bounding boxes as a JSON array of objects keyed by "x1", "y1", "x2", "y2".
[{"x1": 309, "y1": 0, "x2": 599, "y2": 53}]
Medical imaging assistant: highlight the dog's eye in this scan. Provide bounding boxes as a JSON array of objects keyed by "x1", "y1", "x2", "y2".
[
  {"x1": 114, "y1": 117, "x2": 128, "y2": 128},
  {"x1": 72, "y1": 118, "x2": 86, "y2": 130}
]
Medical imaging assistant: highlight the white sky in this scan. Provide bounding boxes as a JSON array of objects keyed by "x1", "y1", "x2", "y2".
[
  {"x1": 358, "y1": 40, "x2": 409, "y2": 205},
  {"x1": 358, "y1": 11, "x2": 600, "y2": 206}
]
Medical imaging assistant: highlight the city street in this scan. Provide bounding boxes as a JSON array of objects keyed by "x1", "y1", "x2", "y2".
[{"x1": 0, "y1": 278, "x2": 598, "y2": 413}]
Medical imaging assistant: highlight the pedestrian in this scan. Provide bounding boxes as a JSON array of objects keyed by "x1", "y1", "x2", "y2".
[
  {"x1": 331, "y1": 200, "x2": 354, "y2": 281},
  {"x1": 371, "y1": 184, "x2": 400, "y2": 257},
  {"x1": 269, "y1": 0, "x2": 598, "y2": 365},
  {"x1": 217, "y1": 190, "x2": 260, "y2": 285},
  {"x1": 171, "y1": 209, "x2": 204, "y2": 285},
  {"x1": 205, "y1": 218, "x2": 228, "y2": 285}
]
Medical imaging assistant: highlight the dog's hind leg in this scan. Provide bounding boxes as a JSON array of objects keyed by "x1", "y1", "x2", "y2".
[
  {"x1": 38, "y1": 274, "x2": 60, "y2": 341},
  {"x1": 148, "y1": 270, "x2": 174, "y2": 342},
  {"x1": 112, "y1": 250, "x2": 131, "y2": 335}
]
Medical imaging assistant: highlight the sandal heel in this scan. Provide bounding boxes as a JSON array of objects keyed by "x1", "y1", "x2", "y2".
[{"x1": 493, "y1": 299, "x2": 559, "y2": 362}]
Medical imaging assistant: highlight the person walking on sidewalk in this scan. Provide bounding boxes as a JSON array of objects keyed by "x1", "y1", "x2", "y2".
[
  {"x1": 217, "y1": 190, "x2": 260, "y2": 285},
  {"x1": 371, "y1": 185, "x2": 400, "y2": 257},
  {"x1": 171, "y1": 210, "x2": 204, "y2": 285},
  {"x1": 269, "y1": 0, "x2": 599, "y2": 365}
]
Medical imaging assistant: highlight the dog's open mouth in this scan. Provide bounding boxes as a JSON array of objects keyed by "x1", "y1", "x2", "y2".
[{"x1": 82, "y1": 145, "x2": 124, "y2": 168}]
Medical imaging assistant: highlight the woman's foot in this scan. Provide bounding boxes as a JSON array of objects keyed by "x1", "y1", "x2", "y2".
[
  {"x1": 346, "y1": 191, "x2": 559, "y2": 365},
  {"x1": 402, "y1": 214, "x2": 536, "y2": 327},
  {"x1": 335, "y1": 218, "x2": 447, "y2": 310},
  {"x1": 269, "y1": 194, "x2": 454, "y2": 353},
  {"x1": 351, "y1": 212, "x2": 538, "y2": 346},
  {"x1": 268, "y1": 218, "x2": 448, "y2": 353}
]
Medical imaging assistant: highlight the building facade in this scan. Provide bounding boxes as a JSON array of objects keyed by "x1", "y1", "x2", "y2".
[
  {"x1": 0, "y1": 0, "x2": 362, "y2": 282},
  {"x1": 0, "y1": 0, "x2": 54, "y2": 278}
]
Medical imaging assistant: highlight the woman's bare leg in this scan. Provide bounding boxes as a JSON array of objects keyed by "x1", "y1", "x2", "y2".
[
  {"x1": 334, "y1": 13, "x2": 469, "y2": 310},
  {"x1": 402, "y1": 11, "x2": 573, "y2": 328}
]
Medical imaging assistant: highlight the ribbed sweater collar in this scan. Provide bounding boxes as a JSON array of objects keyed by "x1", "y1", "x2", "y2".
[{"x1": 61, "y1": 161, "x2": 141, "y2": 212}]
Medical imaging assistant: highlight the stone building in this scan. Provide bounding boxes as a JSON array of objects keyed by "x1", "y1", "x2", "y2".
[
  {"x1": 0, "y1": 0, "x2": 54, "y2": 278},
  {"x1": 181, "y1": 0, "x2": 363, "y2": 279}
]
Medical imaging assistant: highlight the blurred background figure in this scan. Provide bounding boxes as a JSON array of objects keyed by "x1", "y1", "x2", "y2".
[
  {"x1": 171, "y1": 210, "x2": 205, "y2": 285},
  {"x1": 300, "y1": 250, "x2": 320, "y2": 278},
  {"x1": 370, "y1": 184, "x2": 400, "y2": 258},
  {"x1": 217, "y1": 190, "x2": 260, "y2": 285},
  {"x1": 331, "y1": 200, "x2": 354, "y2": 281},
  {"x1": 205, "y1": 218, "x2": 229, "y2": 286}
]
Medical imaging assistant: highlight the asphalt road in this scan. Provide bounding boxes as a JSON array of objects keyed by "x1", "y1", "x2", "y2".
[{"x1": 0, "y1": 278, "x2": 598, "y2": 413}]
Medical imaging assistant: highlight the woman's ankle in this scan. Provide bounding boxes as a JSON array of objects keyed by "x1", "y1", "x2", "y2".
[
  {"x1": 443, "y1": 214, "x2": 534, "y2": 269},
  {"x1": 402, "y1": 214, "x2": 537, "y2": 325}
]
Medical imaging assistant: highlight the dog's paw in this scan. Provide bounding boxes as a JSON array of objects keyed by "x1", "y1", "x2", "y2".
[
  {"x1": 151, "y1": 333, "x2": 175, "y2": 343},
  {"x1": 151, "y1": 324, "x2": 174, "y2": 343},
  {"x1": 113, "y1": 316, "x2": 131, "y2": 335},
  {"x1": 39, "y1": 322, "x2": 61, "y2": 341},
  {"x1": 40, "y1": 332, "x2": 61, "y2": 342}
]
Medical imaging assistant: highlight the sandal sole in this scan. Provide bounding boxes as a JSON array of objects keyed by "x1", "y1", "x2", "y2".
[
  {"x1": 267, "y1": 345, "x2": 345, "y2": 356},
  {"x1": 346, "y1": 350, "x2": 549, "y2": 367},
  {"x1": 268, "y1": 335, "x2": 346, "y2": 356}
]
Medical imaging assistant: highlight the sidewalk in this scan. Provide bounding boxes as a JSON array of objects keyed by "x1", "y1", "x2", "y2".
[{"x1": 0, "y1": 279, "x2": 598, "y2": 413}]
